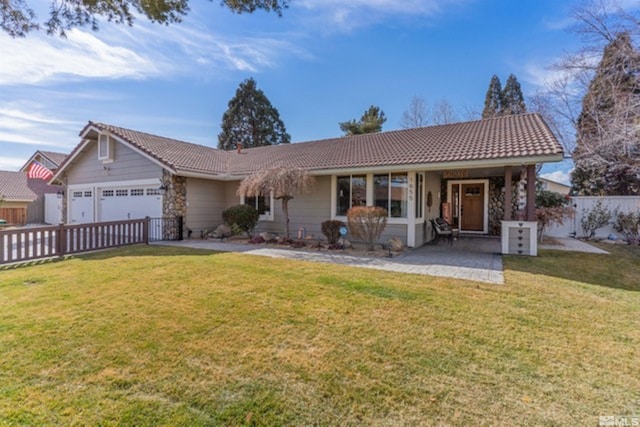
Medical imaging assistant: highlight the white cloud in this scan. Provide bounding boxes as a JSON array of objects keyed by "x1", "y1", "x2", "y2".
[
  {"x1": 0, "y1": 15, "x2": 311, "y2": 87},
  {"x1": 541, "y1": 170, "x2": 572, "y2": 185},
  {"x1": 0, "y1": 29, "x2": 163, "y2": 85},
  {"x1": 0, "y1": 106, "x2": 82, "y2": 149},
  {"x1": 0, "y1": 156, "x2": 27, "y2": 171}
]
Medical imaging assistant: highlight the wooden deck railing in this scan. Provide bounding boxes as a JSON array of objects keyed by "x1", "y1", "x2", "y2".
[{"x1": 0, "y1": 218, "x2": 149, "y2": 265}]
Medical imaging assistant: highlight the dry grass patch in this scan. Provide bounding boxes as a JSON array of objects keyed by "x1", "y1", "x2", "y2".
[{"x1": 0, "y1": 244, "x2": 639, "y2": 425}]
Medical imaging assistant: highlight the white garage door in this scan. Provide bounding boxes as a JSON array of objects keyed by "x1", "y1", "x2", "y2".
[
  {"x1": 69, "y1": 189, "x2": 94, "y2": 224},
  {"x1": 98, "y1": 186, "x2": 163, "y2": 222}
]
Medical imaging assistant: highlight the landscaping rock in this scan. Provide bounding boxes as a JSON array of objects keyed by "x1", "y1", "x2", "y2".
[
  {"x1": 213, "y1": 224, "x2": 232, "y2": 239},
  {"x1": 259, "y1": 232, "x2": 273, "y2": 241},
  {"x1": 387, "y1": 237, "x2": 404, "y2": 252}
]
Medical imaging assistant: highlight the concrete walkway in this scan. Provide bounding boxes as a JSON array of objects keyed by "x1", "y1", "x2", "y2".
[
  {"x1": 154, "y1": 237, "x2": 505, "y2": 285},
  {"x1": 539, "y1": 237, "x2": 609, "y2": 254}
]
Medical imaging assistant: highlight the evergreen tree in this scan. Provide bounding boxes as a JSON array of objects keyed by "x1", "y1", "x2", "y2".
[
  {"x1": 482, "y1": 75, "x2": 502, "y2": 118},
  {"x1": 218, "y1": 78, "x2": 291, "y2": 151},
  {"x1": 339, "y1": 105, "x2": 387, "y2": 135},
  {"x1": 500, "y1": 74, "x2": 526, "y2": 115},
  {"x1": 572, "y1": 32, "x2": 640, "y2": 195}
]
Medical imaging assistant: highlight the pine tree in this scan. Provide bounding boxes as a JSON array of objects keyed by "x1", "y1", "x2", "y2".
[
  {"x1": 339, "y1": 105, "x2": 387, "y2": 135},
  {"x1": 482, "y1": 75, "x2": 502, "y2": 118},
  {"x1": 572, "y1": 32, "x2": 640, "y2": 195},
  {"x1": 500, "y1": 74, "x2": 526, "y2": 115},
  {"x1": 218, "y1": 78, "x2": 291, "y2": 151}
]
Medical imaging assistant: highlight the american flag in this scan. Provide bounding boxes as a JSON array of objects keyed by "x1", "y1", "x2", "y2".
[{"x1": 28, "y1": 161, "x2": 54, "y2": 181}]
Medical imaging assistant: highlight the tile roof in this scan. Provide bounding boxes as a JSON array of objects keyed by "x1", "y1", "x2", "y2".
[
  {"x1": 80, "y1": 113, "x2": 563, "y2": 178},
  {"x1": 0, "y1": 171, "x2": 37, "y2": 201},
  {"x1": 88, "y1": 123, "x2": 230, "y2": 175},
  {"x1": 39, "y1": 151, "x2": 68, "y2": 167}
]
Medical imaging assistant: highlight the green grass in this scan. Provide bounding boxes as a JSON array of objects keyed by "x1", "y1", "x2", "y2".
[{"x1": 1, "y1": 244, "x2": 639, "y2": 425}]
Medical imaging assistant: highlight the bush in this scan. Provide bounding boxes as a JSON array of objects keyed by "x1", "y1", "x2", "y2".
[
  {"x1": 321, "y1": 220, "x2": 345, "y2": 245},
  {"x1": 533, "y1": 190, "x2": 574, "y2": 243},
  {"x1": 222, "y1": 204, "x2": 259, "y2": 237},
  {"x1": 346, "y1": 206, "x2": 388, "y2": 251},
  {"x1": 614, "y1": 210, "x2": 640, "y2": 245},
  {"x1": 580, "y1": 200, "x2": 612, "y2": 239},
  {"x1": 248, "y1": 236, "x2": 265, "y2": 244}
]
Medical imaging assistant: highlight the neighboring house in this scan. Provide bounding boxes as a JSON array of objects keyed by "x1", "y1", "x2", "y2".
[
  {"x1": 16, "y1": 150, "x2": 67, "y2": 224},
  {"x1": 19, "y1": 150, "x2": 68, "y2": 174},
  {"x1": 50, "y1": 113, "x2": 564, "y2": 247},
  {"x1": 0, "y1": 171, "x2": 37, "y2": 225},
  {"x1": 539, "y1": 177, "x2": 571, "y2": 195}
]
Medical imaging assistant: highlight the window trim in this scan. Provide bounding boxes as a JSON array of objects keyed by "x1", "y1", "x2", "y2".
[
  {"x1": 98, "y1": 134, "x2": 113, "y2": 162},
  {"x1": 374, "y1": 172, "x2": 409, "y2": 219},
  {"x1": 335, "y1": 174, "x2": 367, "y2": 217}
]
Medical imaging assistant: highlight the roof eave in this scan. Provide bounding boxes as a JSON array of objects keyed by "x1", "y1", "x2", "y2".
[{"x1": 300, "y1": 153, "x2": 565, "y2": 177}]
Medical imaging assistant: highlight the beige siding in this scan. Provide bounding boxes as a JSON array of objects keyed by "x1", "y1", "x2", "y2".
[
  {"x1": 256, "y1": 175, "x2": 333, "y2": 238},
  {"x1": 420, "y1": 171, "x2": 443, "y2": 245},
  {"x1": 185, "y1": 178, "x2": 228, "y2": 235},
  {"x1": 224, "y1": 181, "x2": 241, "y2": 208},
  {"x1": 66, "y1": 140, "x2": 162, "y2": 185}
]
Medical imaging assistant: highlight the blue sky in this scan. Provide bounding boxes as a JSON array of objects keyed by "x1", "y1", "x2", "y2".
[{"x1": 0, "y1": 0, "x2": 592, "y2": 182}]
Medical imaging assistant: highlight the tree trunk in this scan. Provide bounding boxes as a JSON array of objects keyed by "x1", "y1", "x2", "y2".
[{"x1": 282, "y1": 197, "x2": 291, "y2": 238}]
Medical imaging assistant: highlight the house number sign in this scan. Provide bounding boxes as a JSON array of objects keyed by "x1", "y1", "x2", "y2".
[{"x1": 443, "y1": 170, "x2": 469, "y2": 179}]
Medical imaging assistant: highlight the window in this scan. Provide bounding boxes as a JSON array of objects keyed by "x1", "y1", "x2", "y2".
[
  {"x1": 146, "y1": 188, "x2": 161, "y2": 196},
  {"x1": 102, "y1": 190, "x2": 114, "y2": 197},
  {"x1": 374, "y1": 173, "x2": 408, "y2": 218},
  {"x1": 336, "y1": 175, "x2": 366, "y2": 216},
  {"x1": 416, "y1": 173, "x2": 424, "y2": 218},
  {"x1": 98, "y1": 134, "x2": 112, "y2": 161},
  {"x1": 130, "y1": 189, "x2": 144, "y2": 196},
  {"x1": 116, "y1": 189, "x2": 128, "y2": 197},
  {"x1": 246, "y1": 195, "x2": 270, "y2": 216},
  {"x1": 73, "y1": 191, "x2": 83, "y2": 198},
  {"x1": 84, "y1": 191, "x2": 92, "y2": 197}
]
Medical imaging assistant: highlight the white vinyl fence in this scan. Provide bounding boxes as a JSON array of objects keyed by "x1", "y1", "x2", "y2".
[{"x1": 546, "y1": 196, "x2": 640, "y2": 239}]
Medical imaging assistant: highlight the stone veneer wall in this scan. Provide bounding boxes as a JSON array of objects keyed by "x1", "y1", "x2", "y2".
[
  {"x1": 488, "y1": 177, "x2": 520, "y2": 235},
  {"x1": 60, "y1": 173, "x2": 68, "y2": 223},
  {"x1": 162, "y1": 170, "x2": 187, "y2": 218}
]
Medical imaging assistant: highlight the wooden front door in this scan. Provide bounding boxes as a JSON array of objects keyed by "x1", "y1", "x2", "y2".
[{"x1": 461, "y1": 183, "x2": 484, "y2": 231}]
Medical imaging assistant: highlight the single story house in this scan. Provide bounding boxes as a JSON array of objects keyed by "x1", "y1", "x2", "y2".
[
  {"x1": 539, "y1": 177, "x2": 571, "y2": 195},
  {"x1": 50, "y1": 113, "x2": 563, "y2": 247},
  {"x1": 0, "y1": 171, "x2": 38, "y2": 225}
]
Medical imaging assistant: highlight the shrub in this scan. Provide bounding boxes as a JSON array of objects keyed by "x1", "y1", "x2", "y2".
[
  {"x1": 580, "y1": 200, "x2": 612, "y2": 239},
  {"x1": 248, "y1": 236, "x2": 265, "y2": 244},
  {"x1": 222, "y1": 204, "x2": 259, "y2": 237},
  {"x1": 321, "y1": 220, "x2": 345, "y2": 245},
  {"x1": 533, "y1": 190, "x2": 575, "y2": 243},
  {"x1": 614, "y1": 210, "x2": 640, "y2": 245},
  {"x1": 346, "y1": 206, "x2": 388, "y2": 251}
]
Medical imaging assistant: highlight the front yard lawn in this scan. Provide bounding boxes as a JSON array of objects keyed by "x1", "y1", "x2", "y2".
[{"x1": 1, "y1": 244, "x2": 639, "y2": 425}]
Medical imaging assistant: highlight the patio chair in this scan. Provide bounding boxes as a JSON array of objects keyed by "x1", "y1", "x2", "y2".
[{"x1": 430, "y1": 218, "x2": 454, "y2": 245}]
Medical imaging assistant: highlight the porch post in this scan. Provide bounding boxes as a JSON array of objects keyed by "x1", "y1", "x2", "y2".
[
  {"x1": 526, "y1": 164, "x2": 536, "y2": 221},
  {"x1": 503, "y1": 166, "x2": 512, "y2": 221},
  {"x1": 407, "y1": 172, "x2": 416, "y2": 247}
]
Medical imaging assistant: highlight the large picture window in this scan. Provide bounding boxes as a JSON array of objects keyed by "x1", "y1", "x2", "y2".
[
  {"x1": 245, "y1": 195, "x2": 270, "y2": 216},
  {"x1": 336, "y1": 175, "x2": 366, "y2": 216},
  {"x1": 374, "y1": 173, "x2": 408, "y2": 218}
]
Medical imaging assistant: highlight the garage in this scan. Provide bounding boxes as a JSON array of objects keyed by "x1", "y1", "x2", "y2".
[
  {"x1": 97, "y1": 186, "x2": 163, "y2": 222},
  {"x1": 69, "y1": 189, "x2": 94, "y2": 224}
]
